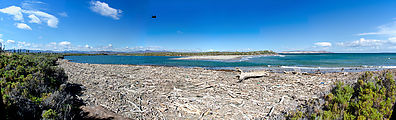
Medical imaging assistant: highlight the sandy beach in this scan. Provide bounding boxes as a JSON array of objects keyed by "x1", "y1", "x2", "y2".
[{"x1": 57, "y1": 59, "x2": 372, "y2": 119}]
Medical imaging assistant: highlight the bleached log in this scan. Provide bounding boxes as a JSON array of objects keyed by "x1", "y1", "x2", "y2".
[{"x1": 236, "y1": 67, "x2": 269, "y2": 82}]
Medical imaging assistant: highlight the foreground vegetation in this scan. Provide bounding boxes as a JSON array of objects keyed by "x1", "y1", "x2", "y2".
[
  {"x1": 0, "y1": 53, "x2": 84, "y2": 119},
  {"x1": 117, "y1": 50, "x2": 277, "y2": 56},
  {"x1": 288, "y1": 71, "x2": 396, "y2": 120}
]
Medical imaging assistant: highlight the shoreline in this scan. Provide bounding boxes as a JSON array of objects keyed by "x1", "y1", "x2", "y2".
[
  {"x1": 171, "y1": 55, "x2": 247, "y2": 60},
  {"x1": 58, "y1": 59, "x2": 375, "y2": 119},
  {"x1": 63, "y1": 59, "x2": 396, "y2": 73}
]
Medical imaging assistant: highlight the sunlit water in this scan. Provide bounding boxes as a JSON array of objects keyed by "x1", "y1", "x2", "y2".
[{"x1": 64, "y1": 53, "x2": 396, "y2": 73}]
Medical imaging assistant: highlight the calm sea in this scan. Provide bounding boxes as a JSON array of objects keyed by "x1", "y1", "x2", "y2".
[{"x1": 64, "y1": 53, "x2": 396, "y2": 72}]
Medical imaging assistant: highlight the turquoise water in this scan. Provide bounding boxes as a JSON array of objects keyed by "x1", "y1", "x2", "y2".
[{"x1": 64, "y1": 53, "x2": 396, "y2": 71}]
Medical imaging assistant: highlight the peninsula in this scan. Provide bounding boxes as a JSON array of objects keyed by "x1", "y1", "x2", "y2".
[{"x1": 116, "y1": 50, "x2": 277, "y2": 56}]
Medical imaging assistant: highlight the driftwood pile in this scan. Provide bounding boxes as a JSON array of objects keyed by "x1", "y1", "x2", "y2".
[{"x1": 58, "y1": 59, "x2": 362, "y2": 119}]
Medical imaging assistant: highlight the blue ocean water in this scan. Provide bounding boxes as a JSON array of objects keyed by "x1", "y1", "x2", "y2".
[{"x1": 64, "y1": 53, "x2": 396, "y2": 72}]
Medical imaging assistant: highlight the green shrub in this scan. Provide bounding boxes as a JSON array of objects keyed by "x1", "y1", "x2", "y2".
[
  {"x1": 0, "y1": 53, "x2": 84, "y2": 119},
  {"x1": 42, "y1": 109, "x2": 57, "y2": 119},
  {"x1": 287, "y1": 71, "x2": 396, "y2": 120}
]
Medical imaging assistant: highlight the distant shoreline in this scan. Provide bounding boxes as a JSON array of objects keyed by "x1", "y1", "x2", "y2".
[
  {"x1": 172, "y1": 55, "x2": 245, "y2": 60},
  {"x1": 115, "y1": 50, "x2": 277, "y2": 56}
]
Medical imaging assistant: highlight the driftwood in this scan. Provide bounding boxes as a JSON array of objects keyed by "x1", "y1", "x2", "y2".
[
  {"x1": 236, "y1": 68, "x2": 269, "y2": 82},
  {"x1": 59, "y1": 59, "x2": 364, "y2": 119}
]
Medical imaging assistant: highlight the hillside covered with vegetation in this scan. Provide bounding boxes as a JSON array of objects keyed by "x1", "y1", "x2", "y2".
[
  {"x1": 0, "y1": 53, "x2": 84, "y2": 119},
  {"x1": 288, "y1": 71, "x2": 396, "y2": 120},
  {"x1": 117, "y1": 50, "x2": 277, "y2": 56}
]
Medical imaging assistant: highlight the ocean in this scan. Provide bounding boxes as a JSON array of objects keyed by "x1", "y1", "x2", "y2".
[{"x1": 64, "y1": 53, "x2": 396, "y2": 73}]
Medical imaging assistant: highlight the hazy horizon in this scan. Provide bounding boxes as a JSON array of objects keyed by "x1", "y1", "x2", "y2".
[{"x1": 1, "y1": 0, "x2": 396, "y2": 53}]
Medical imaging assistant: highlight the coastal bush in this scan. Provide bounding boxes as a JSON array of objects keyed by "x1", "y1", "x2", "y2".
[
  {"x1": 287, "y1": 71, "x2": 396, "y2": 120},
  {"x1": 0, "y1": 53, "x2": 84, "y2": 119}
]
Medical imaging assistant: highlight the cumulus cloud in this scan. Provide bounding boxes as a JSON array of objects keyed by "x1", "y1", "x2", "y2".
[
  {"x1": 0, "y1": 6, "x2": 24, "y2": 21},
  {"x1": 353, "y1": 20, "x2": 396, "y2": 51},
  {"x1": 59, "y1": 41, "x2": 71, "y2": 46},
  {"x1": 7, "y1": 40, "x2": 15, "y2": 44},
  {"x1": 388, "y1": 37, "x2": 396, "y2": 43},
  {"x1": 49, "y1": 42, "x2": 56, "y2": 45},
  {"x1": 90, "y1": 1, "x2": 122, "y2": 20},
  {"x1": 314, "y1": 42, "x2": 332, "y2": 47},
  {"x1": 0, "y1": 6, "x2": 59, "y2": 28},
  {"x1": 28, "y1": 14, "x2": 41, "y2": 23},
  {"x1": 338, "y1": 38, "x2": 385, "y2": 47},
  {"x1": 17, "y1": 41, "x2": 31, "y2": 47},
  {"x1": 16, "y1": 23, "x2": 32, "y2": 30},
  {"x1": 85, "y1": 44, "x2": 93, "y2": 49}
]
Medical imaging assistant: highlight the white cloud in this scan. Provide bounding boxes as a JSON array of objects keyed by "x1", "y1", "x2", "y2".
[
  {"x1": 17, "y1": 41, "x2": 31, "y2": 47},
  {"x1": 108, "y1": 44, "x2": 113, "y2": 47},
  {"x1": 16, "y1": 23, "x2": 32, "y2": 30},
  {"x1": 359, "y1": 21, "x2": 396, "y2": 36},
  {"x1": 7, "y1": 40, "x2": 15, "y2": 44},
  {"x1": 49, "y1": 42, "x2": 56, "y2": 45},
  {"x1": 338, "y1": 38, "x2": 385, "y2": 47},
  {"x1": 59, "y1": 41, "x2": 71, "y2": 46},
  {"x1": 84, "y1": 44, "x2": 93, "y2": 49},
  {"x1": 23, "y1": 10, "x2": 58, "y2": 28},
  {"x1": 0, "y1": 6, "x2": 24, "y2": 21},
  {"x1": 314, "y1": 42, "x2": 332, "y2": 47},
  {"x1": 206, "y1": 49, "x2": 216, "y2": 52},
  {"x1": 21, "y1": 1, "x2": 46, "y2": 10},
  {"x1": 0, "y1": 39, "x2": 3, "y2": 43},
  {"x1": 388, "y1": 37, "x2": 396, "y2": 44},
  {"x1": 353, "y1": 20, "x2": 396, "y2": 51},
  {"x1": 28, "y1": 14, "x2": 41, "y2": 23},
  {"x1": 90, "y1": 1, "x2": 122, "y2": 20},
  {"x1": 0, "y1": 6, "x2": 59, "y2": 28},
  {"x1": 0, "y1": 34, "x2": 3, "y2": 38},
  {"x1": 58, "y1": 12, "x2": 68, "y2": 17}
]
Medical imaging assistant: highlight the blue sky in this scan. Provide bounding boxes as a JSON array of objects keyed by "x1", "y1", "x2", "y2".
[{"x1": 1, "y1": 0, "x2": 396, "y2": 52}]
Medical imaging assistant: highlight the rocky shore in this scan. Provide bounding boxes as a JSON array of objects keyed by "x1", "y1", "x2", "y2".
[{"x1": 58, "y1": 59, "x2": 363, "y2": 119}]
